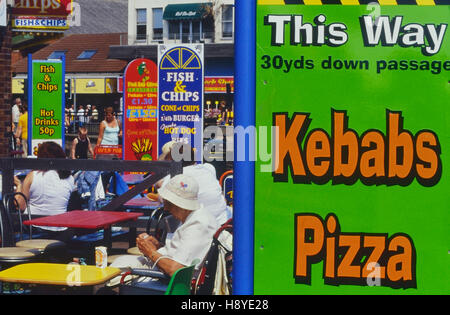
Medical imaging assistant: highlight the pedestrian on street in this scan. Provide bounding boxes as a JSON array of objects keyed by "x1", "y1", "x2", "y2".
[
  {"x1": 91, "y1": 105, "x2": 99, "y2": 122},
  {"x1": 71, "y1": 126, "x2": 94, "y2": 159},
  {"x1": 15, "y1": 103, "x2": 28, "y2": 157},
  {"x1": 77, "y1": 105, "x2": 85, "y2": 125},
  {"x1": 12, "y1": 97, "x2": 21, "y2": 132},
  {"x1": 97, "y1": 106, "x2": 122, "y2": 146}
]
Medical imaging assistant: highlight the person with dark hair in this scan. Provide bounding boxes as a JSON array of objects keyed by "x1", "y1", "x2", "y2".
[{"x1": 14, "y1": 141, "x2": 75, "y2": 241}]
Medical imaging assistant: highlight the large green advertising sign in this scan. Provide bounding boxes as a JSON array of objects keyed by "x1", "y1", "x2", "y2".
[
  {"x1": 255, "y1": 3, "x2": 449, "y2": 294},
  {"x1": 29, "y1": 58, "x2": 65, "y2": 155}
]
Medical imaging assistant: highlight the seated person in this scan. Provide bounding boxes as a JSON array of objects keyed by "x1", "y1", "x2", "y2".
[
  {"x1": 14, "y1": 141, "x2": 75, "y2": 242},
  {"x1": 157, "y1": 141, "x2": 231, "y2": 225},
  {"x1": 109, "y1": 174, "x2": 218, "y2": 284}
]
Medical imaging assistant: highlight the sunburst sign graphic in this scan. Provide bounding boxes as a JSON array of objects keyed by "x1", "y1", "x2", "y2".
[{"x1": 160, "y1": 47, "x2": 201, "y2": 70}]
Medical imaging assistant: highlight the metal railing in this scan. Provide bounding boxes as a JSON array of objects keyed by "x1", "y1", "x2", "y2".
[
  {"x1": 0, "y1": 158, "x2": 182, "y2": 211},
  {"x1": 66, "y1": 113, "x2": 123, "y2": 135}
]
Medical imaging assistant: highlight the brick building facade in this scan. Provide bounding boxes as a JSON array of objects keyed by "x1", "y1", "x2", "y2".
[{"x1": 0, "y1": 23, "x2": 12, "y2": 157}]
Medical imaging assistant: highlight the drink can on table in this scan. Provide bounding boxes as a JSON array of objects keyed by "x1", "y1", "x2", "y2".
[{"x1": 95, "y1": 246, "x2": 107, "y2": 268}]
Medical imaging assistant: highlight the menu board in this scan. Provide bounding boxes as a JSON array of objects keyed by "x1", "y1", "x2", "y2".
[
  {"x1": 158, "y1": 44, "x2": 204, "y2": 162},
  {"x1": 29, "y1": 57, "x2": 65, "y2": 155},
  {"x1": 254, "y1": 2, "x2": 449, "y2": 294}
]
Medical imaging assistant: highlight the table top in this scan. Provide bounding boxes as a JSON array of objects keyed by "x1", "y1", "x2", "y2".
[
  {"x1": 124, "y1": 197, "x2": 162, "y2": 210},
  {"x1": 0, "y1": 263, "x2": 121, "y2": 286},
  {"x1": 122, "y1": 173, "x2": 145, "y2": 185},
  {"x1": 23, "y1": 210, "x2": 144, "y2": 229}
]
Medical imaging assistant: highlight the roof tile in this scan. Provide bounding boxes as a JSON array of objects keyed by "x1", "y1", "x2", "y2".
[{"x1": 13, "y1": 33, "x2": 128, "y2": 74}]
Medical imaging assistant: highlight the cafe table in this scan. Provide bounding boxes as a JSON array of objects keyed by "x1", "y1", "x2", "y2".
[
  {"x1": 0, "y1": 263, "x2": 121, "y2": 292},
  {"x1": 124, "y1": 196, "x2": 162, "y2": 213},
  {"x1": 122, "y1": 173, "x2": 145, "y2": 186},
  {"x1": 23, "y1": 210, "x2": 144, "y2": 249}
]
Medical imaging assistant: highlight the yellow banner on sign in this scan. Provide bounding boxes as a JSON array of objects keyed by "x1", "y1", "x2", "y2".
[
  {"x1": 12, "y1": 78, "x2": 25, "y2": 94},
  {"x1": 106, "y1": 78, "x2": 117, "y2": 94},
  {"x1": 75, "y1": 78, "x2": 105, "y2": 94}
]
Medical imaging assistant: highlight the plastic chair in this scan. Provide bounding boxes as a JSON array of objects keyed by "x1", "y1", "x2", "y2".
[
  {"x1": 3, "y1": 193, "x2": 66, "y2": 255},
  {"x1": 119, "y1": 263, "x2": 196, "y2": 295}
]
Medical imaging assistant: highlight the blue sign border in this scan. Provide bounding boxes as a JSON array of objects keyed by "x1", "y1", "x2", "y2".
[
  {"x1": 157, "y1": 45, "x2": 204, "y2": 162},
  {"x1": 27, "y1": 54, "x2": 66, "y2": 155},
  {"x1": 234, "y1": 0, "x2": 256, "y2": 295}
]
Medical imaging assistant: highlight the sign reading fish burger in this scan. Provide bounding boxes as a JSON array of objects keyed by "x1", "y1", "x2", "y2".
[
  {"x1": 123, "y1": 58, "x2": 158, "y2": 161},
  {"x1": 254, "y1": 2, "x2": 449, "y2": 294},
  {"x1": 158, "y1": 44, "x2": 204, "y2": 162}
]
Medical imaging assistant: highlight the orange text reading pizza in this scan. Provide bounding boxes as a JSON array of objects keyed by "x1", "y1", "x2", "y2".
[{"x1": 294, "y1": 213, "x2": 416, "y2": 289}]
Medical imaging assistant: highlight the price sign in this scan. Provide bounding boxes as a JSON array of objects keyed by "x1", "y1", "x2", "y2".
[{"x1": 28, "y1": 56, "x2": 65, "y2": 155}]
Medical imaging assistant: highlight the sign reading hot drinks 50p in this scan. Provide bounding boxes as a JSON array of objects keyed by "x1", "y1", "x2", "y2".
[
  {"x1": 28, "y1": 57, "x2": 65, "y2": 155},
  {"x1": 254, "y1": 1, "x2": 449, "y2": 294}
]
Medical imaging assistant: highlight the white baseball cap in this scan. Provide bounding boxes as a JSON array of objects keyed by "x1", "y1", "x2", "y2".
[
  {"x1": 158, "y1": 140, "x2": 177, "y2": 161},
  {"x1": 159, "y1": 174, "x2": 200, "y2": 211}
]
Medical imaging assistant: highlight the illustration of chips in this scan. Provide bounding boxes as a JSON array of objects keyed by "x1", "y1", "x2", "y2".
[{"x1": 131, "y1": 138, "x2": 153, "y2": 160}]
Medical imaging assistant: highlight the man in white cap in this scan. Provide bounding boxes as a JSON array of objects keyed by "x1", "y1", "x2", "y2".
[
  {"x1": 157, "y1": 141, "x2": 231, "y2": 225},
  {"x1": 109, "y1": 174, "x2": 218, "y2": 279}
]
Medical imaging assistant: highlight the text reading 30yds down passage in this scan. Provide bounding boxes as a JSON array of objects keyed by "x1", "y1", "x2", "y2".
[{"x1": 260, "y1": 55, "x2": 450, "y2": 75}]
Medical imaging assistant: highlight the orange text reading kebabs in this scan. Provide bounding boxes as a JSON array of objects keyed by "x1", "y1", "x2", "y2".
[
  {"x1": 294, "y1": 213, "x2": 416, "y2": 289},
  {"x1": 273, "y1": 109, "x2": 441, "y2": 187}
]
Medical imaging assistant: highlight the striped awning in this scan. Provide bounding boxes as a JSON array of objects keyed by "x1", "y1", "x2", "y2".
[{"x1": 163, "y1": 3, "x2": 212, "y2": 20}]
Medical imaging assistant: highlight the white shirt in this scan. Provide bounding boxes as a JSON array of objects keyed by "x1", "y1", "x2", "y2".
[
  {"x1": 77, "y1": 109, "x2": 85, "y2": 122},
  {"x1": 12, "y1": 104, "x2": 20, "y2": 123},
  {"x1": 157, "y1": 206, "x2": 218, "y2": 268},
  {"x1": 161, "y1": 163, "x2": 229, "y2": 225},
  {"x1": 29, "y1": 170, "x2": 75, "y2": 231}
]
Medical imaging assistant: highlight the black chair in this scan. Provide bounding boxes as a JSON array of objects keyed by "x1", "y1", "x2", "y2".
[
  {"x1": 0, "y1": 196, "x2": 41, "y2": 294},
  {"x1": 192, "y1": 219, "x2": 233, "y2": 295},
  {"x1": 2, "y1": 193, "x2": 66, "y2": 262},
  {"x1": 125, "y1": 208, "x2": 177, "y2": 256}
]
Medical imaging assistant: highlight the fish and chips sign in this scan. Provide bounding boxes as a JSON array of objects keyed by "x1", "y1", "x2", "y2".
[
  {"x1": 12, "y1": 0, "x2": 72, "y2": 32},
  {"x1": 28, "y1": 56, "x2": 65, "y2": 155},
  {"x1": 123, "y1": 58, "x2": 158, "y2": 162},
  {"x1": 253, "y1": 1, "x2": 449, "y2": 294},
  {"x1": 158, "y1": 44, "x2": 204, "y2": 162}
]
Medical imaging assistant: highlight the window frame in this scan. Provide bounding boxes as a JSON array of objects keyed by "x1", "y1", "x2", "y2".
[
  {"x1": 221, "y1": 5, "x2": 234, "y2": 39},
  {"x1": 76, "y1": 50, "x2": 97, "y2": 60},
  {"x1": 136, "y1": 8, "x2": 147, "y2": 41},
  {"x1": 152, "y1": 8, "x2": 163, "y2": 41},
  {"x1": 48, "y1": 50, "x2": 67, "y2": 60}
]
